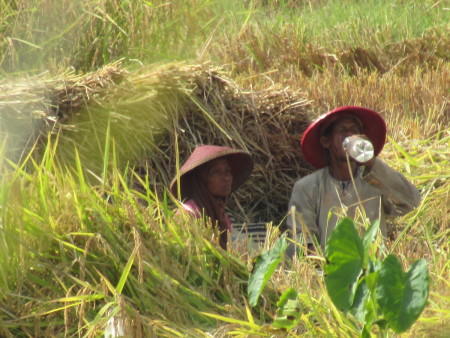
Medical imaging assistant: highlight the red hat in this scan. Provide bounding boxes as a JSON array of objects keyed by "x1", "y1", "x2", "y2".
[
  {"x1": 301, "y1": 106, "x2": 386, "y2": 168},
  {"x1": 170, "y1": 145, "x2": 253, "y2": 198}
]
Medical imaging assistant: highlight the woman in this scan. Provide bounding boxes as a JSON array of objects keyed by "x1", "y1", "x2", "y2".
[{"x1": 170, "y1": 145, "x2": 253, "y2": 250}]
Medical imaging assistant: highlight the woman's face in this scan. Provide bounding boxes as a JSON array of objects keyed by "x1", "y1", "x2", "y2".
[{"x1": 205, "y1": 158, "x2": 233, "y2": 198}]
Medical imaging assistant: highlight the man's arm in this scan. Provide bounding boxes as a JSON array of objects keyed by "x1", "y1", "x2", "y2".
[{"x1": 362, "y1": 158, "x2": 421, "y2": 216}]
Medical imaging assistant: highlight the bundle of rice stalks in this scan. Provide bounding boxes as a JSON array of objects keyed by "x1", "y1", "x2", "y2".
[
  {"x1": 0, "y1": 60, "x2": 126, "y2": 162},
  {"x1": 2, "y1": 61, "x2": 314, "y2": 225}
]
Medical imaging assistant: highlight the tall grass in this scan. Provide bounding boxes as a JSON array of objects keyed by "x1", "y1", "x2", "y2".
[
  {"x1": 283, "y1": 0, "x2": 446, "y2": 42},
  {"x1": 0, "y1": 136, "x2": 267, "y2": 336},
  {"x1": 1, "y1": 0, "x2": 449, "y2": 336},
  {"x1": 2, "y1": 127, "x2": 446, "y2": 336},
  {"x1": 0, "y1": 0, "x2": 246, "y2": 74},
  {"x1": 0, "y1": 97, "x2": 448, "y2": 336},
  {"x1": 1, "y1": 0, "x2": 448, "y2": 75}
]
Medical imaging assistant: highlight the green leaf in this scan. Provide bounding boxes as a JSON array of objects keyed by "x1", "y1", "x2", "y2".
[
  {"x1": 349, "y1": 277, "x2": 369, "y2": 323},
  {"x1": 272, "y1": 288, "x2": 301, "y2": 330},
  {"x1": 373, "y1": 319, "x2": 388, "y2": 331},
  {"x1": 361, "y1": 324, "x2": 373, "y2": 338},
  {"x1": 200, "y1": 312, "x2": 261, "y2": 330},
  {"x1": 248, "y1": 236, "x2": 287, "y2": 307},
  {"x1": 376, "y1": 255, "x2": 429, "y2": 333},
  {"x1": 276, "y1": 288, "x2": 298, "y2": 312},
  {"x1": 116, "y1": 248, "x2": 137, "y2": 294},
  {"x1": 325, "y1": 217, "x2": 364, "y2": 311},
  {"x1": 362, "y1": 220, "x2": 380, "y2": 263}
]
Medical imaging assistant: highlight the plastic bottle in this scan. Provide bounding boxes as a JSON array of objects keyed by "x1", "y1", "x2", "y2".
[
  {"x1": 104, "y1": 315, "x2": 124, "y2": 337},
  {"x1": 343, "y1": 136, "x2": 374, "y2": 163}
]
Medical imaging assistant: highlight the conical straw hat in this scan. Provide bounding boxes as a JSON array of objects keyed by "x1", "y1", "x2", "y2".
[
  {"x1": 301, "y1": 106, "x2": 386, "y2": 168},
  {"x1": 170, "y1": 145, "x2": 253, "y2": 198}
]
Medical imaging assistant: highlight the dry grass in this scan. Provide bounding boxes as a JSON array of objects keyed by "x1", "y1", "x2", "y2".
[
  {"x1": 1, "y1": 55, "x2": 448, "y2": 335},
  {"x1": 1, "y1": 55, "x2": 448, "y2": 227},
  {"x1": 11, "y1": 62, "x2": 313, "y2": 224},
  {"x1": 0, "y1": 60, "x2": 126, "y2": 162},
  {"x1": 1, "y1": 1, "x2": 449, "y2": 336},
  {"x1": 231, "y1": 61, "x2": 450, "y2": 146},
  {"x1": 215, "y1": 25, "x2": 449, "y2": 77}
]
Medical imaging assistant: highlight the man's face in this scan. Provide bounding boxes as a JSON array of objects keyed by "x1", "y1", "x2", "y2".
[
  {"x1": 321, "y1": 117, "x2": 362, "y2": 163},
  {"x1": 206, "y1": 158, "x2": 233, "y2": 198}
]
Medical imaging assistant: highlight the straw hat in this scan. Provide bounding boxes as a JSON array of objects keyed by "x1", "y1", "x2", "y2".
[
  {"x1": 170, "y1": 145, "x2": 253, "y2": 198},
  {"x1": 301, "y1": 106, "x2": 387, "y2": 168}
]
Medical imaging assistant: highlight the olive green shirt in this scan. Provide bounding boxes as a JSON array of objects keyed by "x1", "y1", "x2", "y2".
[{"x1": 287, "y1": 158, "x2": 421, "y2": 248}]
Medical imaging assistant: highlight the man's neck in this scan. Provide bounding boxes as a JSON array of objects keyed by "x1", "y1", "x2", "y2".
[{"x1": 329, "y1": 160, "x2": 357, "y2": 181}]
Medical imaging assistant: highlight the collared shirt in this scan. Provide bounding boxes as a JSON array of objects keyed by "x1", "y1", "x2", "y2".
[{"x1": 287, "y1": 158, "x2": 421, "y2": 248}]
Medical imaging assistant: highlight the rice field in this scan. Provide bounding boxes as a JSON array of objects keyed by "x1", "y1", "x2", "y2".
[{"x1": 0, "y1": 0, "x2": 449, "y2": 337}]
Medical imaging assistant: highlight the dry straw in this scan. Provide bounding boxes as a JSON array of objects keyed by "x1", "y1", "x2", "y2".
[
  {"x1": 0, "y1": 60, "x2": 126, "y2": 162},
  {"x1": 1, "y1": 61, "x2": 314, "y2": 225}
]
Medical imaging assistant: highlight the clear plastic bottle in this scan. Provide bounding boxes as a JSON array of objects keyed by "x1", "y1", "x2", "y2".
[
  {"x1": 104, "y1": 315, "x2": 124, "y2": 337},
  {"x1": 343, "y1": 136, "x2": 374, "y2": 163}
]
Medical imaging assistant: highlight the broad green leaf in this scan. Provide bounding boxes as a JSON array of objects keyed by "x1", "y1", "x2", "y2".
[
  {"x1": 272, "y1": 288, "x2": 301, "y2": 330},
  {"x1": 362, "y1": 219, "x2": 380, "y2": 267},
  {"x1": 349, "y1": 277, "x2": 369, "y2": 323},
  {"x1": 248, "y1": 236, "x2": 287, "y2": 307},
  {"x1": 376, "y1": 255, "x2": 429, "y2": 333},
  {"x1": 325, "y1": 217, "x2": 364, "y2": 311},
  {"x1": 367, "y1": 258, "x2": 381, "y2": 275}
]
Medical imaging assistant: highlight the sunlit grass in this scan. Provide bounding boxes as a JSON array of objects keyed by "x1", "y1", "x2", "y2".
[
  {"x1": 1, "y1": 0, "x2": 448, "y2": 75},
  {"x1": 0, "y1": 0, "x2": 449, "y2": 336},
  {"x1": 0, "y1": 125, "x2": 448, "y2": 336},
  {"x1": 0, "y1": 137, "x2": 261, "y2": 336}
]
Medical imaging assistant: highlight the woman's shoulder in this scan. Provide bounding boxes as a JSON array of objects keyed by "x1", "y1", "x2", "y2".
[{"x1": 181, "y1": 199, "x2": 202, "y2": 218}]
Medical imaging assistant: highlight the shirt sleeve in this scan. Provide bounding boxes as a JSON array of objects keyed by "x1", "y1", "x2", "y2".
[
  {"x1": 362, "y1": 158, "x2": 421, "y2": 216},
  {"x1": 287, "y1": 175, "x2": 321, "y2": 244}
]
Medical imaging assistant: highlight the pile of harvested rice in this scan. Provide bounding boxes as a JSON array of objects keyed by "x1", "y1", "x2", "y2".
[
  {"x1": 0, "y1": 60, "x2": 126, "y2": 162},
  {"x1": 0, "y1": 61, "x2": 315, "y2": 225}
]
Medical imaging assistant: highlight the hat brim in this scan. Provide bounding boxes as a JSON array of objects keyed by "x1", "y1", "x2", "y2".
[
  {"x1": 170, "y1": 147, "x2": 253, "y2": 198},
  {"x1": 301, "y1": 106, "x2": 386, "y2": 168}
]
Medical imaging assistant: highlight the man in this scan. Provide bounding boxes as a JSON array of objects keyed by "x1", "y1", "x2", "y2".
[{"x1": 287, "y1": 106, "x2": 421, "y2": 253}]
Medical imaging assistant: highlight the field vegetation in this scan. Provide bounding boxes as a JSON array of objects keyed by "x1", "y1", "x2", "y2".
[{"x1": 0, "y1": 0, "x2": 449, "y2": 336}]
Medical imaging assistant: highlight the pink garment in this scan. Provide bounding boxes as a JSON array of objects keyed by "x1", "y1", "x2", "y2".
[{"x1": 181, "y1": 199, "x2": 232, "y2": 231}]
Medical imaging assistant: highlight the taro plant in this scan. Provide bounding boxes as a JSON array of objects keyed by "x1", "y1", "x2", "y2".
[
  {"x1": 247, "y1": 235, "x2": 307, "y2": 331},
  {"x1": 247, "y1": 217, "x2": 429, "y2": 336},
  {"x1": 248, "y1": 235, "x2": 288, "y2": 308},
  {"x1": 324, "y1": 217, "x2": 429, "y2": 337}
]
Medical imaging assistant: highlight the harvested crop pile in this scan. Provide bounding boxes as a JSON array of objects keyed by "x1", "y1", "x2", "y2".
[
  {"x1": 0, "y1": 61, "x2": 314, "y2": 224},
  {"x1": 0, "y1": 60, "x2": 126, "y2": 162}
]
